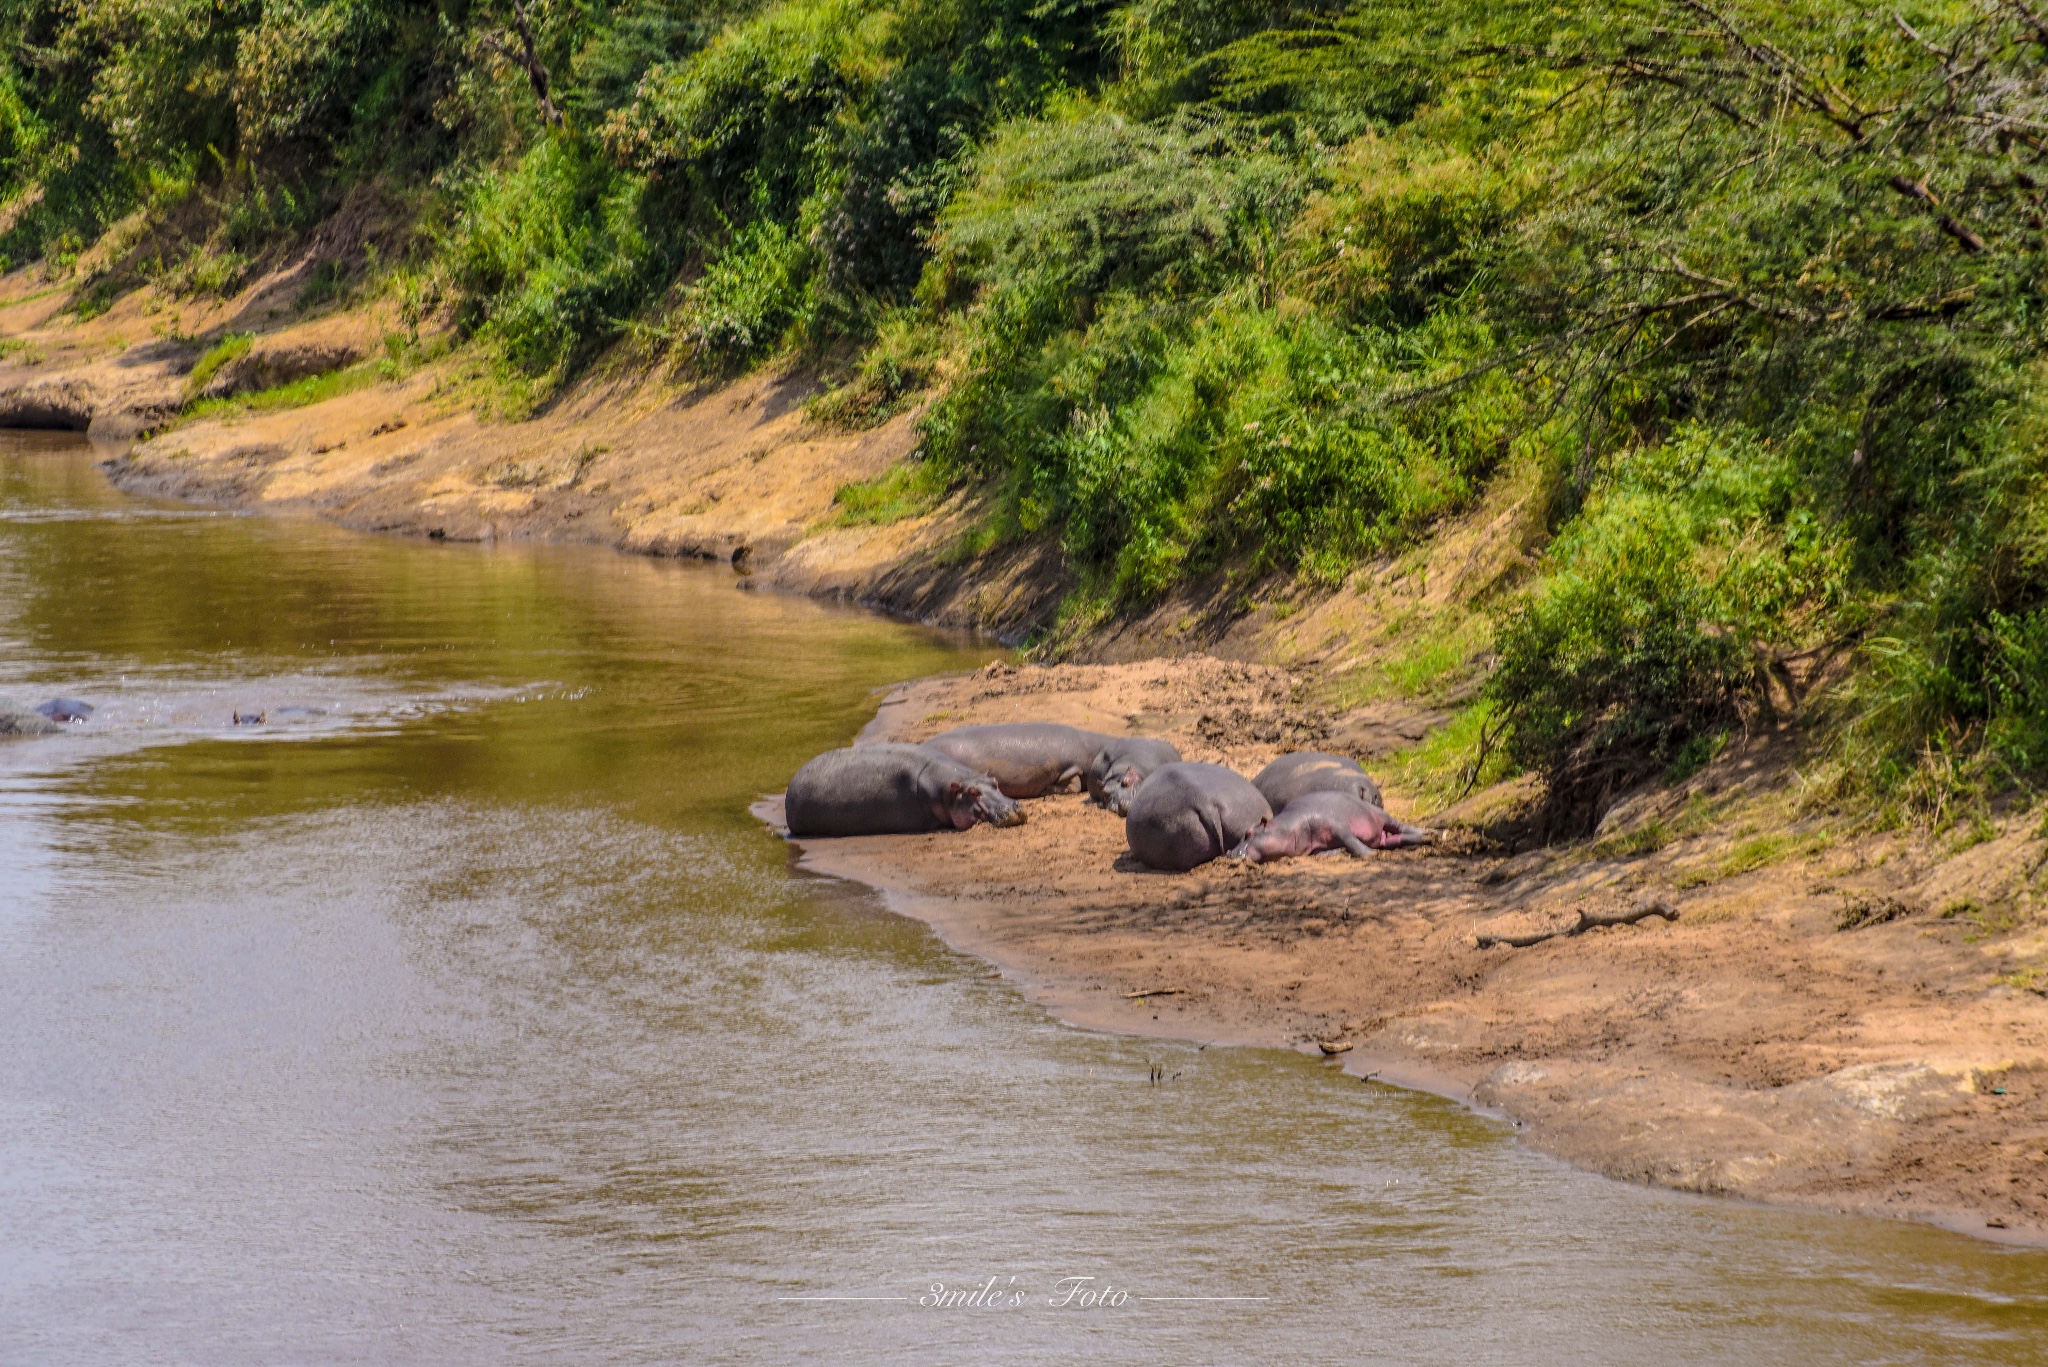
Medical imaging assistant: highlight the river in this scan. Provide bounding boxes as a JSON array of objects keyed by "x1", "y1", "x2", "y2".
[{"x1": 0, "y1": 430, "x2": 2043, "y2": 1364}]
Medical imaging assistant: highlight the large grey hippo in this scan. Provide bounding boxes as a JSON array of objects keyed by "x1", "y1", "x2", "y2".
[
  {"x1": 34, "y1": 698, "x2": 93, "y2": 723},
  {"x1": 922, "y1": 722, "x2": 1110, "y2": 799},
  {"x1": 786, "y1": 743, "x2": 1025, "y2": 837},
  {"x1": 1085, "y1": 736, "x2": 1183, "y2": 816},
  {"x1": 0, "y1": 699, "x2": 61, "y2": 737},
  {"x1": 1228, "y1": 792, "x2": 1432, "y2": 863},
  {"x1": 1124, "y1": 762, "x2": 1271, "y2": 871},
  {"x1": 1251, "y1": 751, "x2": 1383, "y2": 811}
]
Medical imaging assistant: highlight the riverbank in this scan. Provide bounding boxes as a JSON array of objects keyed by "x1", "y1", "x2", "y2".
[
  {"x1": 0, "y1": 262, "x2": 1068, "y2": 641},
  {"x1": 6, "y1": 259, "x2": 2047, "y2": 1245},
  {"x1": 771, "y1": 658, "x2": 2048, "y2": 1246}
]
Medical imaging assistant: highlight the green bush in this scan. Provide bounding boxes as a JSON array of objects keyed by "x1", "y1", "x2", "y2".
[
  {"x1": 1491, "y1": 428, "x2": 1849, "y2": 829},
  {"x1": 448, "y1": 138, "x2": 653, "y2": 378},
  {"x1": 675, "y1": 214, "x2": 815, "y2": 369}
]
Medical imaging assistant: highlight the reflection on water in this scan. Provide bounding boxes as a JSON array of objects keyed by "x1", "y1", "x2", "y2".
[{"x1": 0, "y1": 431, "x2": 2042, "y2": 1366}]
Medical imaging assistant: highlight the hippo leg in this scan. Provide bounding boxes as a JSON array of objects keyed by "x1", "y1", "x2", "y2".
[{"x1": 1335, "y1": 827, "x2": 1376, "y2": 858}]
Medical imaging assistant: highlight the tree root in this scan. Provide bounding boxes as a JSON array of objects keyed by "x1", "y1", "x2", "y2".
[{"x1": 1474, "y1": 898, "x2": 1680, "y2": 949}]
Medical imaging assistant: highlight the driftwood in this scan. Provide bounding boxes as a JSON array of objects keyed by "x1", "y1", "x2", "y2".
[
  {"x1": 1124, "y1": 988, "x2": 1185, "y2": 1000},
  {"x1": 1474, "y1": 898, "x2": 1679, "y2": 949}
]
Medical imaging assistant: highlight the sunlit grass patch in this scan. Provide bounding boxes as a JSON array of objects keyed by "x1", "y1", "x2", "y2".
[
  {"x1": 184, "y1": 332, "x2": 252, "y2": 398},
  {"x1": 831, "y1": 459, "x2": 954, "y2": 527},
  {"x1": 184, "y1": 359, "x2": 381, "y2": 421},
  {"x1": 1383, "y1": 699, "x2": 1516, "y2": 811}
]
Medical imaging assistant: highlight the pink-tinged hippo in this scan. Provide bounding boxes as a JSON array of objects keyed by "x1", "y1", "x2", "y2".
[
  {"x1": 1228, "y1": 792, "x2": 1432, "y2": 863},
  {"x1": 1124, "y1": 762, "x2": 1272, "y2": 871},
  {"x1": 922, "y1": 723, "x2": 1112, "y2": 798},
  {"x1": 785, "y1": 743, "x2": 1025, "y2": 837},
  {"x1": 1085, "y1": 736, "x2": 1183, "y2": 816},
  {"x1": 1251, "y1": 751, "x2": 1383, "y2": 811}
]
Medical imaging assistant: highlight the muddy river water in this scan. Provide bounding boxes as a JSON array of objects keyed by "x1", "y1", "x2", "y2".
[{"x1": 1, "y1": 430, "x2": 2044, "y2": 1364}]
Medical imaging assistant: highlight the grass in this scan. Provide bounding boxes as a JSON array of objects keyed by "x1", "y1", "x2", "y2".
[
  {"x1": 1672, "y1": 830, "x2": 1832, "y2": 889},
  {"x1": 183, "y1": 360, "x2": 382, "y2": 421},
  {"x1": 185, "y1": 332, "x2": 253, "y2": 397},
  {"x1": 831, "y1": 459, "x2": 954, "y2": 527},
  {"x1": 1382, "y1": 700, "x2": 1517, "y2": 811},
  {"x1": 1326, "y1": 608, "x2": 1494, "y2": 710}
]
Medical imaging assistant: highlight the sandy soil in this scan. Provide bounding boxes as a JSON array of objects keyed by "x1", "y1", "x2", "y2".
[{"x1": 768, "y1": 657, "x2": 2048, "y2": 1245}]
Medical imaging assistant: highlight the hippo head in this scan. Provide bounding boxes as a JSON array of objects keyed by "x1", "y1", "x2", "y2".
[
  {"x1": 1225, "y1": 819, "x2": 1278, "y2": 863},
  {"x1": 942, "y1": 779, "x2": 1025, "y2": 830},
  {"x1": 1096, "y1": 767, "x2": 1143, "y2": 817}
]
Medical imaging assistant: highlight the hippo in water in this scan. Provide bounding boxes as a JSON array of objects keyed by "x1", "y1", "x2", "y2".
[
  {"x1": 34, "y1": 698, "x2": 93, "y2": 723},
  {"x1": 921, "y1": 722, "x2": 1110, "y2": 799},
  {"x1": 1085, "y1": 736, "x2": 1183, "y2": 816},
  {"x1": 1227, "y1": 791, "x2": 1432, "y2": 863},
  {"x1": 1124, "y1": 762, "x2": 1272, "y2": 871},
  {"x1": 786, "y1": 742, "x2": 1025, "y2": 837},
  {"x1": 1251, "y1": 751, "x2": 1383, "y2": 811}
]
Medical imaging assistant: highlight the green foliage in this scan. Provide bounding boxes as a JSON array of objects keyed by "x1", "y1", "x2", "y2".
[
  {"x1": 831, "y1": 456, "x2": 953, "y2": 524},
  {"x1": 1492, "y1": 428, "x2": 1848, "y2": 829},
  {"x1": 185, "y1": 332, "x2": 253, "y2": 396},
  {"x1": 448, "y1": 137, "x2": 653, "y2": 378},
  {"x1": 183, "y1": 357, "x2": 381, "y2": 420},
  {"x1": 16, "y1": 0, "x2": 2048, "y2": 822},
  {"x1": 675, "y1": 214, "x2": 814, "y2": 369}
]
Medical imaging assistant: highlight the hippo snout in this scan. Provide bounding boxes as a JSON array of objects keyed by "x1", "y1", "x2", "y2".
[{"x1": 983, "y1": 794, "x2": 1027, "y2": 828}]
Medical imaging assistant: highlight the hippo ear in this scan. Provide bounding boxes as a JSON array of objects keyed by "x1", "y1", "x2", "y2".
[{"x1": 946, "y1": 780, "x2": 969, "y2": 801}]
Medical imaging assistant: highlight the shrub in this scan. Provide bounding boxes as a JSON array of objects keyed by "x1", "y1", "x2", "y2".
[
  {"x1": 447, "y1": 137, "x2": 652, "y2": 378},
  {"x1": 1491, "y1": 428, "x2": 1849, "y2": 831}
]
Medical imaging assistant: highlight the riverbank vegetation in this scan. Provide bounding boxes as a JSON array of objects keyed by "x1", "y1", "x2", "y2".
[{"x1": 6, "y1": 0, "x2": 2048, "y2": 830}]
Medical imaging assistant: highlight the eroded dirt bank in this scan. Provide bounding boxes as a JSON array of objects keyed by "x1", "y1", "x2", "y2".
[
  {"x1": 771, "y1": 658, "x2": 2048, "y2": 1245},
  {"x1": 0, "y1": 264, "x2": 1064, "y2": 639}
]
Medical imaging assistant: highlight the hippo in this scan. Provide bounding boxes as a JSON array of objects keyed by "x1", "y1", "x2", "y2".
[
  {"x1": 1227, "y1": 791, "x2": 1433, "y2": 863},
  {"x1": 34, "y1": 698, "x2": 93, "y2": 723},
  {"x1": 0, "y1": 700, "x2": 61, "y2": 737},
  {"x1": 1124, "y1": 762, "x2": 1272, "y2": 871},
  {"x1": 922, "y1": 722, "x2": 1111, "y2": 799},
  {"x1": 1085, "y1": 736, "x2": 1184, "y2": 816},
  {"x1": 785, "y1": 742, "x2": 1025, "y2": 837},
  {"x1": 233, "y1": 711, "x2": 266, "y2": 726},
  {"x1": 1251, "y1": 751, "x2": 1383, "y2": 812}
]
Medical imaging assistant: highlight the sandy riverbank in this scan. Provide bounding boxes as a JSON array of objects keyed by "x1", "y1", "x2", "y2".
[{"x1": 765, "y1": 657, "x2": 2048, "y2": 1246}]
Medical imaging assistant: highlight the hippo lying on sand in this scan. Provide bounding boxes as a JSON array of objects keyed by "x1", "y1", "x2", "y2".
[
  {"x1": 922, "y1": 722, "x2": 1110, "y2": 799},
  {"x1": 1124, "y1": 762, "x2": 1271, "y2": 871},
  {"x1": 34, "y1": 698, "x2": 93, "y2": 723},
  {"x1": 0, "y1": 700, "x2": 61, "y2": 737},
  {"x1": 1228, "y1": 792, "x2": 1432, "y2": 863},
  {"x1": 1086, "y1": 736, "x2": 1183, "y2": 816},
  {"x1": 1252, "y1": 751, "x2": 1383, "y2": 811},
  {"x1": 786, "y1": 742, "x2": 1025, "y2": 837}
]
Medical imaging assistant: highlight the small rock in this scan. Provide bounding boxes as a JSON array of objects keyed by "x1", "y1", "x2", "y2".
[{"x1": 0, "y1": 699, "x2": 62, "y2": 737}]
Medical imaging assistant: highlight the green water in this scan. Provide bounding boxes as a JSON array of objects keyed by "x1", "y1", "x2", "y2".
[{"x1": 1, "y1": 431, "x2": 2043, "y2": 1365}]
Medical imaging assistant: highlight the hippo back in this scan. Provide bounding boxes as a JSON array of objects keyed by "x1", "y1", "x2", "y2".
[
  {"x1": 786, "y1": 743, "x2": 970, "y2": 837},
  {"x1": 1252, "y1": 751, "x2": 1382, "y2": 811},
  {"x1": 1125, "y1": 762, "x2": 1271, "y2": 871},
  {"x1": 923, "y1": 722, "x2": 1109, "y2": 798},
  {"x1": 1085, "y1": 736, "x2": 1182, "y2": 814}
]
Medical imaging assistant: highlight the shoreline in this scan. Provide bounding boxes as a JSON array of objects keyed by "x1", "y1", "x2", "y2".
[
  {"x1": 763, "y1": 662, "x2": 2048, "y2": 1249},
  {"x1": 5, "y1": 267, "x2": 2046, "y2": 1248}
]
